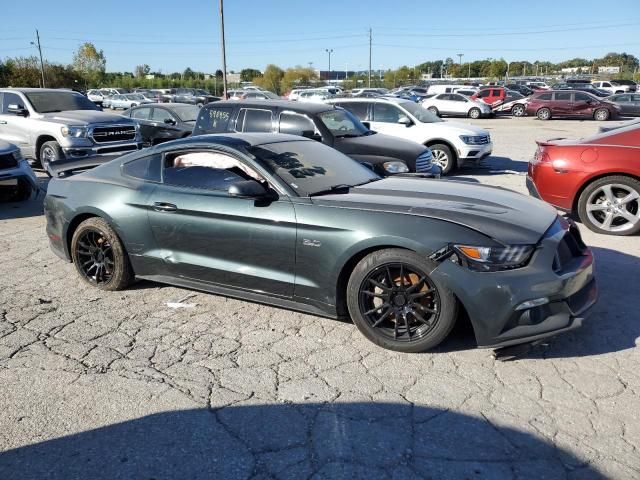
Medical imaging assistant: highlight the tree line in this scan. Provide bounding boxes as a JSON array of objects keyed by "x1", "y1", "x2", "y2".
[{"x1": 1, "y1": 42, "x2": 638, "y2": 94}]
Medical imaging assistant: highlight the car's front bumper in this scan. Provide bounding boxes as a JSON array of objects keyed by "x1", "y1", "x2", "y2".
[
  {"x1": 457, "y1": 142, "x2": 493, "y2": 166},
  {"x1": 431, "y1": 216, "x2": 597, "y2": 348}
]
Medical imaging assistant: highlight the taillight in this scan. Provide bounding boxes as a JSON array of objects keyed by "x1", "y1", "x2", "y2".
[{"x1": 534, "y1": 147, "x2": 551, "y2": 163}]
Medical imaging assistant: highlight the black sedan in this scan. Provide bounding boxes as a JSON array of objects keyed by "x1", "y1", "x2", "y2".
[
  {"x1": 123, "y1": 103, "x2": 199, "y2": 146},
  {"x1": 605, "y1": 93, "x2": 640, "y2": 116},
  {"x1": 44, "y1": 133, "x2": 596, "y2": 353}
]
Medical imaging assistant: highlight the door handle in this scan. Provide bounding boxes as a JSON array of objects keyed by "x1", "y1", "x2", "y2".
[{"x1": 153, "y1": 202, "x2": 177, "y2": 212}]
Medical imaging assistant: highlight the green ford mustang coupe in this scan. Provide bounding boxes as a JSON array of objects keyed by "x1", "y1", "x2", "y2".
[{"x1": 44, "y1": 133, "x2": 597, "y2": 352}]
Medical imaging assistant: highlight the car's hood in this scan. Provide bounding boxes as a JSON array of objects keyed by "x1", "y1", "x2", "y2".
[
  {"x1": 429, "y1": 121, "x2": 489, "y2": 136},
  {"x1": 336, "y1": 132, "x2": 425, "y2": 158},
  {"x1": 39, "y1": 110, "x2": 133, "y2": 125},
  {"x1": 312, "y1": 177, "x2": 557, "y2": 244}
]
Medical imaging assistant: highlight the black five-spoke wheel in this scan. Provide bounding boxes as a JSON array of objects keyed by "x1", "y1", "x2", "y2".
[
  {"x1": 347, "y1": 249, "x2": 457, "y2": 352},
  {"x1": 71, "y1": 217, "x2": 133, "y2": 291},
  {"x1": 358, "y1": 263, "x2": 440, "y2": 342}
]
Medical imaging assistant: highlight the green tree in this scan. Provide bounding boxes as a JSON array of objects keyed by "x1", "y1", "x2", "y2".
[
  {"x1": 4, "y1": 56, "x2": 41, "y2": 87},
  {"x1": 182, "y1": 67, "x2": 196, "y2": 80},
  {"x1": 280, "y1": 66, "x2": 318, "y2": 93},
  {"x1": 72, "y1": 42, "x2": 106, "y2": 87},
  {"x1": 240, "y1": 68, "x2": 262, "y2": 82},
  {"x1": 252, "y1": 64, "x2": 284, "y2": 94}
]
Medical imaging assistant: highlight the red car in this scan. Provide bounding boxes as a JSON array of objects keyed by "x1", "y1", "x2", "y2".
[
  {"x1": 526, "y1": 90, "x2": 620, "y2": 121},
  {"x1": 527, "y1": 125, "x2": 640, "y2": 235},
  {"x1": 471, "y1": 87, "x2": 506, "y2": 105}
]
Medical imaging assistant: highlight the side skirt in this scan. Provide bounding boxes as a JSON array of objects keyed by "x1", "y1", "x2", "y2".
[{"x1": 136, "y1": 274, "x2": 339, "y2": 320}]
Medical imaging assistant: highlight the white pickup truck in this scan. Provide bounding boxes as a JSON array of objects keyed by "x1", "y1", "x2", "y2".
[{"x1": 592, "y1": 81, "x2": 633, "y2": 94}]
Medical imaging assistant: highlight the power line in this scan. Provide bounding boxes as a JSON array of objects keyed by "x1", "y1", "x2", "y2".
[{"x1": 373, "y1": 42, "x2": 640, "y2": 52}]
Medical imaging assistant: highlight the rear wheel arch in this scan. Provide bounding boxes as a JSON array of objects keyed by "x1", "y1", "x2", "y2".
[
  {"x1": 572, "y1": 172, "x2": 640, "y2": 214},
  {"x1": 66, "y1": 213, "x2": 100, "y2": 259}
]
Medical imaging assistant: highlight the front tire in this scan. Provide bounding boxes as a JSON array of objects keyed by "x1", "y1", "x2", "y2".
[
  {"x1": 429, "y1": 143, "x2": 455, "y2": 175},
  {"x1": 537, "y1": 108, "x2": 551, "y2": 120},
  {"x1": 427, "y1": 106, "x2": 439, "y2": 116},
  {"x1": 71, "y1": 217, "x2": 134, "y2": 290},
  {"x1": 594, "y1": 108, "x2": 610, "y2": 121},
  {"x1": 39, "y1": 141, "x2": 64, "y2": 177},
  {"x1": 346, "y1": 249, "x2": 458, "y2": 353},
  {"x1": 468, "y1": 107, "x2": 481, "y2": 119},
  {"x1": 577, "y1": 176, "x2": 640, "y2": 235}
]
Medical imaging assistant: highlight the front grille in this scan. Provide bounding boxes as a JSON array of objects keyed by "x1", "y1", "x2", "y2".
[
  {"x1": 415, "y1": 151, "x2": 433, "y2": 172},
  {"x1": 553, "y1": 225, "x2": 587, "y2": 272},
  {"x1": 91, "y1": 125, "x2": 136, "y2": 144},
  {"x1": 0, "y1": 153, "x2": 18, "y2": 169}
]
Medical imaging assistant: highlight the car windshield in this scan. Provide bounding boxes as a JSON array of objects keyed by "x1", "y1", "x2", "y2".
[
  {"x1": 127, "y1": 94, "x2": 144, "y2": 100},
  {"x1": 170, "y1": 105, "x2": 200, "y2": 122},
  {"x1": 317, "y1": 109, "x2": 369, "y2": 137},
  {"x1": 399, "y1": 101, "x2": 442, "y2": 123},
  {"x1": 194, "y1": 89, "x2": 209, "y2": 95},
  {"x1": 262, "y1": 91, "x2": 279, "y2": 99},
  {"x1": 25, "y1": 91, "x2": 100, "y2": 113},
  {"x1": 250, "y1": 140, "x2": 379, "y2": 196}
]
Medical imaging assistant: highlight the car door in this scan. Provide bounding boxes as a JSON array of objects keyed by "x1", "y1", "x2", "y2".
[
  {"x1": 369, "y1": 102, "x2": 409, "y2": 137},
  {"x1": 235, "y1": 108, "x2": 275, "y2": 133},
  {"x1": 448, "y1": 94, "x2": 469, "y2": 115},
  {"x1": 571, "y1": 92, "x2": 595, "y2": 118},
  {"x1": 148, "y1": 107, "x2": 183, "y2": 143},
  {"x1": 0, "y1": 92, "x2": 32, "y2": 154},
  {"x1": 552, "y1": 91, "x2": 572, "y2": 116},
  {"x1": 129, "y1": 107, "x2": 154, "y2": 143},
  {"x1": 432, "y1": 94, "x2": 451, "y2": 113},
  {"x1": 146, "y1": 146, "x2": 297, "y2": 297}
]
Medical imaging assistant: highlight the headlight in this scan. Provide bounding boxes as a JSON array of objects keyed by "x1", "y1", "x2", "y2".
[
  {"x1": 453, "y1": 244, "x2": 535, "y2": 271},
  {"x1": 61, "y1": 126, "x2": 88, "y2": 138},
  {"x1": 459, "y1": 135, "x2": 488, "y2": 145},
  {"x1": 383, "y1": 161, "x2": 409, "y2": 173}
]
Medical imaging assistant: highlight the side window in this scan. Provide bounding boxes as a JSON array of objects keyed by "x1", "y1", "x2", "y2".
[
  {"x1": 372, "y1": 103, "x2": 402, "y2": 123},
  {"x1": 574, "y1": 93, "x2": 591, "y2": 102},
  {"x1": 122, "y1": 154, "x2": 162, "y2": 182},
  {"x1": 279, "y1": 112, "x2": 316, "y2": 135},
  {"x1": 196, "y1": 107, "x2": 233, "y2": 134},
  {"x1": 478, "y1": 90, "x2": 490, "y2": 98},
  {"x1": 615, "y1": 95, "x2": 630, "y2": 102},
  {"x1": 1, "y1": 93, "x2": 25, "y2": 113},
  {"x1": 238, "y1": 108, "x2": 273, "y2": 132},
  {"x1": 555, "y1": 92, "x2": 571, "y2": 101},
  {"x1": 336, "y1": 102, "x2": 368, "y2": 120},
  {"x1": 163, "y1": 150, "x2": 264, "y2": 191},
  {"x1": 436, "y1": 94, "x2": 449, "y2": 100},
  {"x1": 633, "y1": 95, "x2": 640, "y2": 102},
  {"x1": 131, "y1": 108, "x2": 152, "y2": 120},
  {"x1": 151, "y1": 108, "x2": 176, "y2": 123},
  {"x1": 450, "y1": 94, "x2": 465, "y2": 102},
  {"x1": 537, "y1": 93, "x2": 552, "y2": 101}
]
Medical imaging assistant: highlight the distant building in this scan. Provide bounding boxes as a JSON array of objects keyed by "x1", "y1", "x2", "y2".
[
  {"x1": 227, "y1": 73, "x2": 241, "y2": 83},
  {"x1": 560, "y1": 66, "x2": 591, "y2": 74},
  {"x1": 598, "y1": 66, "x2": 620, "y2": 74},
  {"x1": 319, "y1": 70, "x2": 356, "y2": 81}
]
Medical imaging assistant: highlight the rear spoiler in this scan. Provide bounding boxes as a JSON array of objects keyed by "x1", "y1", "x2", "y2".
[{"x1": 535, "y1": 137, "x2": 565, "y2": 147}]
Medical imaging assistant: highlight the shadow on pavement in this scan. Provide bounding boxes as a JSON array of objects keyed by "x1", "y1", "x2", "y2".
[
  {"x1": 459, "y1": 156, "x2": 529, "y2": 175},
  {"x1": 0, "y1": 403, "x2": 605, "y2": 479},
  {"x1": 0, "y1": 177, "x2": 48, "y2": 220}
]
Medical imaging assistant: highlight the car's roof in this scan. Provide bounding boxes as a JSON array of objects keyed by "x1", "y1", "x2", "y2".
[
  {"x1": 155, "y1": 132, "x2": 313, "y2": 150},
  {"x1": 0, "y1": 88, "x2": 77, "y2": 94},
  {"x1": 204, "y1": 99, "x2": 335, "y2": 113},
  {"x1": 328, "y1": 96, "x2": 410, "y2": 105}
]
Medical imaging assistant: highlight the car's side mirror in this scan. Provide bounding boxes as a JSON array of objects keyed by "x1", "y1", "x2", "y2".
[
  {"x1": 164, "y1": 118, "x2": 177, "y2": 125},
  {"x1": 228, "y1": 180, "x2": 269, "y2": 198},
  {"x1": 7, "y1": 104, "x2": 28, "y2": 116},
  {"x1": 398, "y1": 116, "x2": 412, "y2": 127},
  {"x1": 361, "y1": 121, "x2": 371, "y2": 129}
]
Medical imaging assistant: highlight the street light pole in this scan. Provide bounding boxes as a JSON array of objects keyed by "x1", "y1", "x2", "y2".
[
  {"x1": 219, "y1": 0, "x2": 228, "y2": 99},
  {"x1": 325, "y1": 49, "x2": 333, "y2": 81},
  {"x1": 31, "y1": 29, "x2": 46, "y2": 88}
]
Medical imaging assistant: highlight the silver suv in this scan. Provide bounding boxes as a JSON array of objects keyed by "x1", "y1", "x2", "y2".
[{"x1": 0, "y1": 88, "x2": 142, "y2": 176}]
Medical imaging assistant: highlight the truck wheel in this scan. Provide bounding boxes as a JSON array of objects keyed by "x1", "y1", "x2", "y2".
[{"x1": 40, "y1": 141, "x2": 64, "y2": 177}]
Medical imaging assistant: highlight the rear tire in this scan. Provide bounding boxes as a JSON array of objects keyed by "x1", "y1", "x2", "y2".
[
  {"x1": 594, "y1": 108, "x2": 610, "y2": 121},
  {"x1": 429, "y1": 143, "x2": 455, "y2": 175},
  {"x1": 512, "y1": 104, "x2": 525, "y2": 117},
  {"x1": 577, "y1": 176, "x2": 640, "y2": 236},
  {"x1": 346, "y1": 248, "x2": 458, "y2": 353},
  {"x1": 536, "y1": 108, "x2": 551, "y2": 120},
  {"x1": 71, "y1": 217, "x2": 134, "y2": 290},
  {"x1": 468, "y1": 107, "x2": 481, "y2": 119},
  {"x1": 427, "y1": 106, "x2": 439, "y2": 116}
]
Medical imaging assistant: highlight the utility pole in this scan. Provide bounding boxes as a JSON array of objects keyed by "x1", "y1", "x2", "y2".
[
  {"x1": 31, "y1": 29, "x2": 46, "y2": 88},
  {"x1": 219, "y1": 0, "x2": 228, "y2": 99},
  {"x1": 368, "y1": 28, "x2": 372, "y2": 87},
  {"x1": 457, "y1": 53, "x2": 463, "y2": 65},
  {"x1": 325, "y1": 49, "x2": 333, "y2": 80},
  {"x1": 345, "y1": 63, "x2": 348, "y2": 81},
  {"x1": 468, "y1": 63, "x2": 471, "y2": 79}
]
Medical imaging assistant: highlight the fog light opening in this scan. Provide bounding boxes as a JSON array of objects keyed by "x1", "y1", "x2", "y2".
[{"x1": 515, "y1": 297, "x2": 549, "y2": 311}]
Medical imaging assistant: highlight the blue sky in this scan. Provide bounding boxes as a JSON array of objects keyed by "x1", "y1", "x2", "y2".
[{"x1": 1, "y1": 0, "x2": 639, "y2": 73}]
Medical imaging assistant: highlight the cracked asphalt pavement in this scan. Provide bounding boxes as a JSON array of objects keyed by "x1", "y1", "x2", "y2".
[{"x1": 1, "y1": 117, "x2": 639, "y2": 479}]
